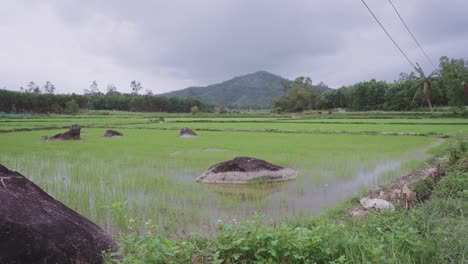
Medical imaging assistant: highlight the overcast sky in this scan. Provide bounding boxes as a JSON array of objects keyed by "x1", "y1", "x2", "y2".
[{"x1": 1, "y1": 0, "x2": 467, "y2": 94}]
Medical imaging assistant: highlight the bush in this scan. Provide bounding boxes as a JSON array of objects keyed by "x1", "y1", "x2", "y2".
[
  {"x1": 447, "y1": 135, "x2": 468, "y2": 164},
  {"x1": 414, "y1": 178, "x2": 435, "y2": 202},
  {"x1": 191, "y1": 105, "x2": 200, "y2": 115},
  {"x1": 218, "y1": 106, "x2": 227, "y2": 114},
  {"x1": 271, "y1": 107, "x2": 282, "y2": 114}
]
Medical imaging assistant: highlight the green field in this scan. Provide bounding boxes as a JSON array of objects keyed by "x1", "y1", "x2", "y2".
[
  {"x1": 1, "y1": 115, "x2": 467, "y2": 135},
  {"x1": 1, "y1": 113, "x2": 454, "y2": 237},
  {"x1": 1, "y1": 112, "x2": 467, "y2": 263}
]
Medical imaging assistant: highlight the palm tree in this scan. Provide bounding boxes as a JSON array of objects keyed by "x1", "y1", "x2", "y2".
[{"x1": 412, "y1": 63, "x2": 439, "y2": 115}]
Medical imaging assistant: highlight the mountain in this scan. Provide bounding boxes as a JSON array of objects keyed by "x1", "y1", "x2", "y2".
[{"x1": 160, "y1": 71, "x2": 330, "y2": 109}]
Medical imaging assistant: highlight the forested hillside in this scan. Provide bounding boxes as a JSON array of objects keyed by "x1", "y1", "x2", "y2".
[{"x1": 160, "y1": 71, "x2": 330, "y2": 109}]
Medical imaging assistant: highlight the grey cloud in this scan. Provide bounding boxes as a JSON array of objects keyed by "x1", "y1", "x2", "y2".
[{"x1": 1, "y1": 0, "x2": 467, "y2": 93}]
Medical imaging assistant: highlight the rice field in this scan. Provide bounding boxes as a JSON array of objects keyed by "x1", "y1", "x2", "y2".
[{"x1": 1, "y1": 113, "x2": 456, "y2": 237}]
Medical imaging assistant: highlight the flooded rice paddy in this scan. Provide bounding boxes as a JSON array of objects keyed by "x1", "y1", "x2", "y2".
[{"x1": 0, "y1": 126, "x2": 444, "y2": 236}]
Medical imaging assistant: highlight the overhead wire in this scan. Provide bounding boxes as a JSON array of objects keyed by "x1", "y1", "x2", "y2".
[
  {"x1": 359, "y1": 0, "x2": 418, "y2": 71},
  {"x1": 387, "y1": 0, "x2": 437, "y2": 70}
]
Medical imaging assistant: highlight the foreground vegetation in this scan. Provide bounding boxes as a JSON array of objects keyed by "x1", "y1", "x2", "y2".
[{"x1": 109, "y1": 135, "x2": 467, "y2": 263}]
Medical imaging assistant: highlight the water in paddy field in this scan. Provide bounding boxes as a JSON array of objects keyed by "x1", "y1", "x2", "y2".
[
  {"x1": 188, "y1": 159, "x2": 402, "y2": 229},
  {"x1": 0, "y1": 139, "x2": 443, "y2": 236}
]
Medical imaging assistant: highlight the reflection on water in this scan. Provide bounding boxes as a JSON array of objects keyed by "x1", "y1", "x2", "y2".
[{"x1": 203, "y1": 181, "x2": 294, "y2": 202}]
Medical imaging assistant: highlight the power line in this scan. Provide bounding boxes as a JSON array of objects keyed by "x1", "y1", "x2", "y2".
[
  {"x1": 360, "y1": 0, "x2": 417, "y2": 71},
  {"x1": 387, "y1": 0, "x2": 437, "y2": 69}
]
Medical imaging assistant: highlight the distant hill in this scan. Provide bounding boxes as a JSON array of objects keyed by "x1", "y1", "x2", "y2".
[{"x1": 160, "y1": 71, "x2": 331, "y2": 109}]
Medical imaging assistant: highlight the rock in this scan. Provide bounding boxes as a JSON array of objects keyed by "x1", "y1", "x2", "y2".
[
  {"x1": 360, "y1": 198, "x2": 395, "y2": 211},
  {"x1": 103, "y1": 129, "x2": 123, "y2": 138},
  {"x1": 368, "y1": 184, "x2": 415, "y2": 209},
  {"x1": 179, "y1": 128, "x2": 197, "y2": 138},
  {"x1": 48, "y1": 124, "x2": 81, "y2": 140},
  {"x1": 196, "y1": 156, "x2": 297, "y2": 184},
  {"x1": 0, "y1": 165, "x2": 118, "y2": 263}
]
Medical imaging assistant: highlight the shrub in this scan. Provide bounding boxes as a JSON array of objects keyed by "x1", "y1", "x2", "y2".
[
  {"x1": 414, "y1": 178, "x2": 435, "y2": 202},
  {"x1": 218, "y1": 106, "x2": 227, "y2": 114},
  {"x1": 447, "y1": 135, "x2": 468, "y2": 164},
  {"x1": 191, "y1": 105, "x2": 200, "y2": 115}
]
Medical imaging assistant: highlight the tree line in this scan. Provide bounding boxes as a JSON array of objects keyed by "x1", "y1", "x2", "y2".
[
  {"x1": 0, "y1": 90, "x2": 211, "y2": 114},
  {"x1": 2, "y1": 56, "x2": 467, "y2": 114},
  {"x1": 274, "y1": 56, "x2": 468, "y2": 113}
]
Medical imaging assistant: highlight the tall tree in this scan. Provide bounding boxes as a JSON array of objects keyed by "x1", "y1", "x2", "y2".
[
  {"x1": 84, "y1": 81, "x2": 100, "y2": 95},
  {"x1": 273, "y1": 76, "x2": 320, "y2": 112},
  {"x1": 43, "y1": 81, "x2": 55, "y2": 94},
  {"x1": 130, "y1": 80, "x2": 143, "y2": 95},
  {"x1": 412, "y1": 64, "x2": 439, "y2": 114},
  {"x1": 106, "y1": 84, "x2": 119, "y2": 96},
  {"x1": 27, "y1": 81, "x2": 41, "y2": 94},
  {"x1": 145, "y1": 89, "x2": 154, "y2": 96},
  {"x1": 439, "y1": 57, "x2": 468, "y2": 110}
]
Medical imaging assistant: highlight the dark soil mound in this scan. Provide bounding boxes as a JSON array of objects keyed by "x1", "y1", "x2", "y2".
[
  {"x1": 48, "y1": 124, "x2": 81, "y2": 140},
  {"x1": 211, "y1": 156, "x2": 283, "y2": 173},
  {"x1": 180, "y1": 128, "x2": 197, "y2": 137},
  {"x1": 0, "y1": 165, "x2": 118, "y2": 263},
  {"x1": 103, "y1": 129, "x2": 123, "y2": 138},
  {"x1": 197, "y1": 157, "x2": 296, "y2": 184}
]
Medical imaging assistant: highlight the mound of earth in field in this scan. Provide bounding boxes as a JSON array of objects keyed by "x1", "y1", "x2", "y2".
[
  {"x1": 103, "y1": 129, "x2": 123, "y2": 138},
  {"x1": 180, "y1": 127, "x2": 198, "y2": 138},
  {"x1": 43, "y1": 124, "x2": 81, "y2": 140},
  {"x1": 196, "y1": 156, "x2": 296, "y2": 184},
  {"x1": 0, "y1": 164, "x2": 118, "y2": 263}
]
